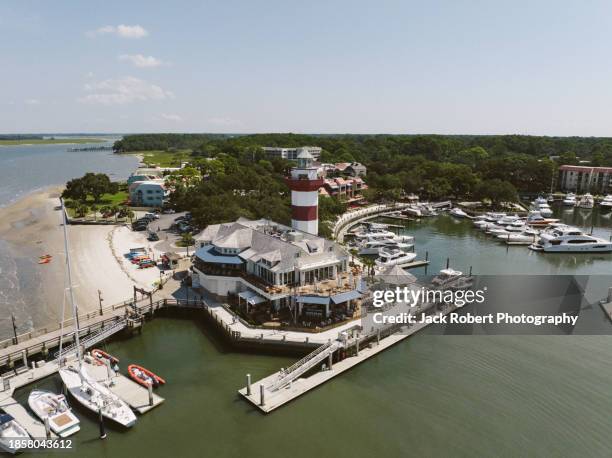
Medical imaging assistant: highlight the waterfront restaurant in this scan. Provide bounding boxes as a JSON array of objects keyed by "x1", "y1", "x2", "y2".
[{"x1": 192, "y1": 218, "x2": 364, "y2": 326}]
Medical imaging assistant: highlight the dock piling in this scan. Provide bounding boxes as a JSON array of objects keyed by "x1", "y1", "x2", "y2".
[
  {"x1": 608, "y1": 287, "x2": 612, "y2": 303},
  {"x1": 328, "y1": 352, "x2": 333, "y2": 370},
  {"x1": 260, "y1": 385, "x2": 265, "y2": 406},
  {"x1": 98, "y1": 407, "x2": 107, "y2": 439},
  {"x1": 246, "y1": 374, "x2": 252, "y2": 396},
  {"x1": 148, "y1": 383, "x2": 154, "y2": 406},
  {"x1": 21, "y1": 350, "x2": 27, "y2": 368},
  {"x1": 44, "y1": 417, "x2": 51, "y2": 439}
]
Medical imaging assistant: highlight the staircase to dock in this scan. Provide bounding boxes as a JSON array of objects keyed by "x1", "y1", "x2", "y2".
[
  {"x1": 267, "y1": 340, "x2": 340, "y2": 392},
  {"x1": 53, "y1": 319, "x2": 127, "y2": 359}
]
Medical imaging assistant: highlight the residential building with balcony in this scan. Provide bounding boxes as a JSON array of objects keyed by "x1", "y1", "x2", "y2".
[
  {"x1": 262, "y1": 146, "x2": 322, "y2": 161},
  {"x1": 558, "y1": 165, "x2": 612, "y2": 192}
]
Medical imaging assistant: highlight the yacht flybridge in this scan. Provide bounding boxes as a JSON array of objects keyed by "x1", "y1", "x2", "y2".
[
  {"x1": 530, "y1": 197, "x2": 553, "y2": 217},
  {"x1": 563, "y1": 193, "x2": 577, "y2": 206},
  {"x1": 57, "y1": 199, "x2": 137, "y2": 428},
  {"x1": 577, "y1": 193, "x2": 594, "y2": 209},
  {"x1": 529, "y1": 226, "x2": 612, "y2": 253},
  {"x1": 375, "y1": 248, "x2": 417, "y2": 268}
]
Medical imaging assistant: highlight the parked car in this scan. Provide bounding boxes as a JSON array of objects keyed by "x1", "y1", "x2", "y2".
[
  {"x1": 147, "y1": 233, "x2": 160, "y2": 241},
  {"x1": 144, "y1": 212, "x2": 160, "y2": 220},
  {"x1": 162, "y1": 208, "x2": 176, "y2": 214}
]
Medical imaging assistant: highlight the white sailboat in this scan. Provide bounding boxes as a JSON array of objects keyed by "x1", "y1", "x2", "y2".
[
  {"x1": 0, "y1": 413, "x2": 29, "y2": 455},
  {"x1": 57, "y1": 200, "x2": 137, "y2": 428},
  {"x1": 28, "y1": 390, "x2": 80, "y2": 438}
]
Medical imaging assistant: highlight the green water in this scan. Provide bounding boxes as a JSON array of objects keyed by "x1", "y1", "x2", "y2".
[
  {"x1": 16, "y1": 319, "x2": 612, "y2": 457},
  {"x1": 12, "y1": 204, "x2": 612, "y2": 457}
]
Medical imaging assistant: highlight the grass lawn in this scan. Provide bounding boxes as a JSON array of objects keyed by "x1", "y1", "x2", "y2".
[
  {"x1": 123, "y1": 149, "x2": 193, "y2": 167},
  {"x1": 64, "y1": 190, "x2": 130, "y2": 218},
  {"x1": 0, "y1": 138, "x2": 106, "y2": 146}
]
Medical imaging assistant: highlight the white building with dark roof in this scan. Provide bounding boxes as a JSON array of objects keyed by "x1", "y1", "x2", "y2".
[{"x1": 193, "y1": 218, "x2": 362, "y2": 322}]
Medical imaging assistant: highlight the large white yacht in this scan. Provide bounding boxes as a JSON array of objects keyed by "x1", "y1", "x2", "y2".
[
  {"x1": 599, "y1": 195, "x2": 612, "y2": 210},
  {"x1": 563, "y1": 193, "x2": 577, "y2": 206},
  {"x1": 358, "y1": 239, "x2": 413, "y2": 255},
  {"x1": 529, "y1": 226, "x2": 612, "y2": 252},
  {"x1": 531, "y1": 197, "x2": 553, "y2": 217},
  {"x1": 497, "y1": 227, "x2": 539, "y2": 245},
  {"x1": 353, "y1": 228, "x2": 397, "y2": 241},
  {"x1": 375, "y1": 248, "x2": 417, "y2": 268},
  {"x1": 28, "y1": 390, "x2": 81, "y2": 437},
  {"x1": 577, "y1": 193, "x2": 594, "y2": 209},
  {"x1": 449, "y1": 207, "x2": 469, "y2": 218},
  {"x1": 0, "y1": 414, "x2": 29, "y2": 454}
]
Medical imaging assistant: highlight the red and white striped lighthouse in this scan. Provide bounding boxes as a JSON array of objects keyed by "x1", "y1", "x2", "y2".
[{"x1": 285, "y1": 150, "x2": 324, "y2": 235}]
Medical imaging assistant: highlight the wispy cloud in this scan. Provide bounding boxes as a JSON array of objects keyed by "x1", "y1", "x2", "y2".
[
  {"x1": 160, "y1": 113, "x2": 182, "y2": 122},
  {"x1": 119, "y1": 54, "x2": 164, "y2": 68},
  {"x1": 78, "y1": 76, "x2": 173, "y2": 105},
  {"x1": 24, "y1": 98, "x2": 40, "y2": 105},
  {"x1": 87, "y1": 24, "x2": 148, "y2": 39},
  {"x1": 208, "y1": 117, "x2": 241, "y2": 127}
]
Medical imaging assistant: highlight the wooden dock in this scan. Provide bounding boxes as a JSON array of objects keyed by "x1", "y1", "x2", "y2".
[
  {"x1": 239, "y1": 302, "x2": 457, "y2": 413},
  {"x1": 84, "y1": 362, "x2": 164, "y2": 414}
]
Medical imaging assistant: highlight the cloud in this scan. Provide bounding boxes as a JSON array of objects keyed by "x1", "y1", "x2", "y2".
[
  {"x1": 78, "y1": 76, "x2": 173, "y2": 105},
  {"x1": 24, "y1": 98, "x2": 40, "y2": 105},
  {"x1": 208, "y1": 117, "x2": 241, "y2": 127},
  {"x1": 87, "y1": 24, "x2": 148, "y2": 39},
  {"x1": 119, "y1": 54, "x2": 164, "y2": 68},
  {"x1": 160, "y1": 113, "x2": 182, "y2": 122}
]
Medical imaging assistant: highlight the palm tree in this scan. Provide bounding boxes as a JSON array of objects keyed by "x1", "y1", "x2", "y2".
[
  {"x1": 90, "y1": 204, "x2": 98, "y2": 222},
  {"x1": 76, "y1": 204, "x2": 89, "y2": 218},
  {"x1": 349, "y1": 248, "x2": 358, "y2": 265},
  {"x1": 126, "y1": 210, "x2": 135, "y2": 223},
  {"x1": 362, "y1": 257, "x2": 376, "y2": 278},
  {"x1": 99, "y1": 206, "x2": 110, "y2": 219}
]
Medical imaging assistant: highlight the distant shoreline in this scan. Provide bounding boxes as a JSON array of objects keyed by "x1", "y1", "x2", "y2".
[{"x1": 0, "y1": 138, "x2": 106, "y2": 146}]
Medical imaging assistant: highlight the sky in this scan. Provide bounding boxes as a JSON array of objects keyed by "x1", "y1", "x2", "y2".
[{"x1": 2, "y1": 0, "x2": 612, "y2": 135}]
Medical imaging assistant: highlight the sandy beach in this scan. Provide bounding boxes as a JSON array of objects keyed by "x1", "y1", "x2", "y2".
[{"x1": 0, "y1": 187, "x2": 163, "y2": 339}]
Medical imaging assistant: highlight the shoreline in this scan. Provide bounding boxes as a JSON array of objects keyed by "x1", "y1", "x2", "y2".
[{"x1": 0, "y1": 187, "x2": 153, "y2": 339}]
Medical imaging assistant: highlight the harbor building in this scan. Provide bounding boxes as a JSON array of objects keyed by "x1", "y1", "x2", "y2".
[
  {"x1": 262, "y1": 146, "x2": 322, "y2": 161},
  {"x1": 192, "y1": 218, "x2": 363, "y2": 325},
  {"x1": 285, "y1": 150, "x2": 325, "y2": 235},
  {"x1": 319, "y1": 177, "x2": 367, "y2": 203},
  {"x1": 558, "y1": 165, "x2": 612, "y2": 192}
]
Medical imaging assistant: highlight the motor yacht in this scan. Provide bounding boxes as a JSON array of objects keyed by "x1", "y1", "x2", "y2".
[
  {"x1": 353, "y1": 228, "x2": 397, "y2": 241},
  {"x1": 0, "y1": 414, "x2": 29, "y2": 455},
  {"x1": 577, "y1": 193, "x2": 594, "y2": 209},
  {"x1": 431, "y1": 268, "x2": 469, "y2": 287},
  {"x1": 529, "y1": 226, "x2": 612, "y2": 252},
  {"x1": 358, "y1": 239, "x2": 413, "y2": 255},
  {"x1": 497, "y1": 228, "x2": 539, "y2": 245},
  {"x1": 449, "y1": 207, "x2": 469, "y2": 218},
  {"x1": 375, "y1": 248, "x2": 418, "y2": 268},
  {"x1": 562, "y1": 193, "x2": 577, "y2": 206},
  {"x1": 531, "y1": 197, "x2": 554, "y2": 217},
  {"x1": 599, "y1": 195, "x2": 612, "y2": 211},
  {"x1": 525, "y1": 211, "x2": 559, "y2": 226},
  {"x1": 28, "y1": 390, "x2": 80, "y2": 438}
]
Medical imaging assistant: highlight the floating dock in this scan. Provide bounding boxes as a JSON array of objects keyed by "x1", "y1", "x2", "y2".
[
  {"x1": 83, "y1": 362, "x2": 164, "y2": 414},
  {"x1": 239, "y1": 303, "x2": 456, "y2": 413}
]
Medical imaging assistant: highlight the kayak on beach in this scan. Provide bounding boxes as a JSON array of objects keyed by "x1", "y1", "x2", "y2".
[{"x1": 128, "y1": 364, "x2": 166, "y2": 388}]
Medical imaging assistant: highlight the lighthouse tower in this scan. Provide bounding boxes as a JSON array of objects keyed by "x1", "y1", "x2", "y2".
[{"x1": 285, "y1": 149, "x2": 324, "y2": 235}]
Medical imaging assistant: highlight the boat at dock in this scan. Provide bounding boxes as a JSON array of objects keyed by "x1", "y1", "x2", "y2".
[
  {"x1": 375, "y1": 248, "x2": 417, "y2": 268},
  {"x1": 27, "y1": 390, "x2": 80, "y2": 438},
  {"x1": 57, "y1": 199, "x2": 137, "y2": 428},
  {"x1": 0, "y1": 414, "x2": 29, "y2": 454},
  {"x1": 91, "y1": 349, "x2": 120, "y2": 367},
  {"x1": 529, "y1": 226, "x2": 612, "y2": 253},
  {"x1": 449, "y1": 207, "x2": 469, "y2": 218},
  {"x1": 358, "y1": 239, "x2": 413, "y2": 255},
  {"x1": 577, "y1": 193, "x2": 595, "y2": 209},
  {"x1": 599, "y1": 194, "x2": 612, "y2": 211},
  {"x1": 127, "y1": 365, "x2": 166, "y2": 388},
  {"x1": 563, "y1": 193, "x2": 577, "y2": 206},
  {"x1": 530, "y1": 197, "x2": 554, "y2": 217},
  {"x1": 525, "y1": 211, "x2": 559, "y2": 226}
]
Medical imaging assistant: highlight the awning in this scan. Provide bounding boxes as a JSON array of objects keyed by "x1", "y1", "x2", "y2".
[
  {"x1": 195, "y1": 245, "x2": 244, "y2": 265},
  {"x1": 330, "y1": 290, "x2": 362, "y2": 304},
  {"x1": 238, "y1": 290, "x2": 266, "y2": 305},
  {"x1": 296, "y1": 295, "x2": 330, "y2": 305}
]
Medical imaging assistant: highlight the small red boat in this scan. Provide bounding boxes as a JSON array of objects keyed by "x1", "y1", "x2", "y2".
[
  {"x1": 91, "y1": 349, "x2": 120, "y2": 366},
  {"x1": 127, "y1": 364, "x2": 166, "y2": 388}
]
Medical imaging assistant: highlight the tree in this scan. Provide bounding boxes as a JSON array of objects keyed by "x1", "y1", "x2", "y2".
[
  {"x1": 90, "y1": 204, "x2": 98, "y2": 222},
  {"x1": 75, "y1": 204, "x2": 89, "y2": 218},
  {"x1": 181, "y1": 232, "x2": 195, "y2": 247},
  {"x1": 62, "y1": 178, "x2": 88, "y2": 202},
  {"x1": 110, "y1": 205, "x2": 121, "y2": 223},
  {"x1": 82, "y1": 173, "x2": 113, "y2": 203},
  {"x1": 474, "y1": 179, "x2": 517, "y2": 207}
]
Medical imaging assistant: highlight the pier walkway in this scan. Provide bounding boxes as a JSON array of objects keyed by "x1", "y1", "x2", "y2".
[{"x1": 239, "y1": 301, "x2": 457, "y2": 413}]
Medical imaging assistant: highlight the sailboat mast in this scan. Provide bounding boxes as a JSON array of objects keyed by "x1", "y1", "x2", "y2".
[{"x1": 61, "y1": 199, "x2": 82, "y2": 365}]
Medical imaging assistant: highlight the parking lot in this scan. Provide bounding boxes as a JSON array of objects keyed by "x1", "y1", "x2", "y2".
[{"x1": 130, "y1": 210, "x2": 198, "y2": 255}]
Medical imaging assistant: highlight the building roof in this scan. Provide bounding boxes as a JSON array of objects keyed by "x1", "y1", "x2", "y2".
[
  {"x1": 297, "y1": 150, "x2": 314, "y2": 160},
  {"x1": 559, "y1": 165, "x2": 612, "y2": 173},
  {"x1": 194, "y1": 218, "x2": 348, "y2": 272}
]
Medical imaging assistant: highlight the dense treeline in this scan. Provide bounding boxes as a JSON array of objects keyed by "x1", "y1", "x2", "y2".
[{"x1": 116, "y1": 133, "x2": 612, "y2": 231}]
